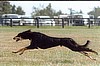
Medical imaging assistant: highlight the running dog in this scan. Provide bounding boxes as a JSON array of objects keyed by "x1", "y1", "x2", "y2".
[{"x1": 13, "y1": 30, "x2": 98, "y2": 60}]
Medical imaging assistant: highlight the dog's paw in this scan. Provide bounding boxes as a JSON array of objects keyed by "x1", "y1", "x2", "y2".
[
  {"x1": 92, "y1": 58, "x2": 96, "y2": 61},
  {"x1": 12, "y1": 51, "x2": 17, "y2": 53},
  {"x1": 19, "y1": 53, "x2": 23, "y2": 55}
]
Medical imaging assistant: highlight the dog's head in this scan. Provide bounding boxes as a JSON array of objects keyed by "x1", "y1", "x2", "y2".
[{"x1": 13, "y1": 29, "x2": 31, "y2": 42}]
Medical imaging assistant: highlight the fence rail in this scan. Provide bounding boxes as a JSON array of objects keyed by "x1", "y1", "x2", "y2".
[{"x1": 0, "y1": 17, "x2": 100, "y2": 28}]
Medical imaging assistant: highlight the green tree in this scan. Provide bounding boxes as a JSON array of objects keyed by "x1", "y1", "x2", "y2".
[
  {"x1": 16, "y1": 6, "x2": 25, "y2": 15},
  {"x1": 31, "y1": 3, "x2": 64, "y2": 17},
  {"x1": 79, "y1": 9, "x2": 83, "y2": 14},
  {"x1": 88, "y1": 7, "x2": 100, "y2": 18},
  {"x1": 11, "y1": 5, "x2": 16, "y2": 14},
  {"x1": 0, "y1": 1, "x2": 12, "y2": 15},
  {"x1": 0, "y1": 1, "x2": 25, "y2": 15},
  {"x1": 56, "y1": 10, "x2": 64, "y2": 15}
]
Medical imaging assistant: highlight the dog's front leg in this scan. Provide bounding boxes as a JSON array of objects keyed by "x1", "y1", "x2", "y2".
[
  {"x1": 12, "y1": 48, "x2": 24, "y2": 53},
  {"x1": 79, "y1": 51, "x2": 96, "y2": 60},
  {"x1": 19, "y1": 48, "x2": 27, "y2": 55},
  {"x1": 12, "y1": 47, "x2": 27, "y2": 55}
]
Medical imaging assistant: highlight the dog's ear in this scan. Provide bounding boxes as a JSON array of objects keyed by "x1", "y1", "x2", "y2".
[{"x1": 27, "y1": 29, "x2": 31, "y2": 32}]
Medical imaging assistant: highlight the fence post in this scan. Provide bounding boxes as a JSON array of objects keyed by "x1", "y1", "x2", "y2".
[
  {"x1": 1, "y1": 18, "x2": 3, "y2": 26},
  {"x1": 36, "y1": 17, "x2": 39, "y2": 28},
  {"x1": 62, "y1": 18, "x2": 64, "y2": 28},
  {"x1": 88, "y1": 18, "x2": 91, "y2": 28},
  {"x1": 10, "y1": 18, "x2": 13, "y2": 27}
]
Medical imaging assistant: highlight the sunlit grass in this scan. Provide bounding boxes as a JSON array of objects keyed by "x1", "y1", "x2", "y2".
[{"x1": 0, "y1": 26, "x2": 100, "y2": 66}]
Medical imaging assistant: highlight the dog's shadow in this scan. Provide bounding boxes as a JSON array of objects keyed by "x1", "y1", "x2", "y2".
[{"x1": 50, "y1": 59, "x2": 74, "y2": 64}]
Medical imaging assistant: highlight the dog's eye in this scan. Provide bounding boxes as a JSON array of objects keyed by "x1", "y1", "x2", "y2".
[{"x1": 17, "y1": 33, "x2": 22, "y2": 37}]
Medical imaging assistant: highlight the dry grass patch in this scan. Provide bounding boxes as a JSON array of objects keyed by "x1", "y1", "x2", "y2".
[{"x1": 0, "y1": 26, "x2": 100, "y2": 66}]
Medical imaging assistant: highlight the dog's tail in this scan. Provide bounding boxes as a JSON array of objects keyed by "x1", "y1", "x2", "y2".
[
  {"x1": 69, "y1": 39, "x2": 90, "y2": 48},
  {"x1": 81, "y1": 40, "x2": 90, "y2": 47}
]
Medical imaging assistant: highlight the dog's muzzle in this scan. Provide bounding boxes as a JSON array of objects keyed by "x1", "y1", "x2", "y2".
[{"x1": 13, "y1": 37, "x2": 22, "y2": 42}]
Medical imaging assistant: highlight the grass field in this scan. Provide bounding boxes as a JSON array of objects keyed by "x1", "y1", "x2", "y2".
[{"x1": 0, "y1": 26, "x2": 100, "y2": 66}]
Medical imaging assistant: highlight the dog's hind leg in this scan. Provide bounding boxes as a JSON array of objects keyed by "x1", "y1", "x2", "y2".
[
  {"x1": 82, "y1": 48, "x2": 98, "y2": 55},
  {"x1": 79, "y1": 51, "x2": 96, "y2": 60}
]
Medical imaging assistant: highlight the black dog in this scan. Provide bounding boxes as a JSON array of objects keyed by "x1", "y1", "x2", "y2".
[{"x1": 13, "y1": 30, "x2": 98, "y2": 60}]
